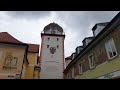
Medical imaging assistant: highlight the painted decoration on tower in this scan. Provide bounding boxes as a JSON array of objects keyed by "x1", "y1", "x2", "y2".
[
  {"x1": 50, "y1": 47, "x2": 56, "y2": 54},
  {"x1": 3, "y1": 52, "x2": 18, "y2": 69}
]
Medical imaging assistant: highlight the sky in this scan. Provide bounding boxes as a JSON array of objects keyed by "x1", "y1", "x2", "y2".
[{"x1": 0, "y1": 11, "x2": 119, "y2": 57}]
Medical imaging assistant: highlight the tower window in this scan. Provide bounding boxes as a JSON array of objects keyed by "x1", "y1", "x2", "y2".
[
  {"x1": 47, "y1": 45, "x2": 49, "y2": 48},
  {"x1": 51, "y1": 31, "x2": 56, "y2": 34},
  {"x1": 57, "y1": 45, "x2": 59, "y2": 48},
  {"x1": 48, "y1": 38, "x2": 50, "y2": 41},
  {"x1": 57, "y1": 38, "x2": 59, "y2": 41}
]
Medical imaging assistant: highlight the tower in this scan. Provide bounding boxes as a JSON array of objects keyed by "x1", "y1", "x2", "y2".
[{"x1": 40, "y1": 22, "x2": 65, "y2": 79}]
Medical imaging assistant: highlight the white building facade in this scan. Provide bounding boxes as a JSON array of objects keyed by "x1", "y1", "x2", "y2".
[{"x1": 40, "y1": 23, "x2": 65, "y2": 79}]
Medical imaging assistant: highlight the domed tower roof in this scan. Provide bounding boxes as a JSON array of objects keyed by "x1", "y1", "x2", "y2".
[{"x1": 43, "y1": 22, "x2": 63, "y2": 33}]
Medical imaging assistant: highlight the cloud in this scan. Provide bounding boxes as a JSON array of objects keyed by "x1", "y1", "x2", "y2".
[
  {"x1": 0, "y1": 11, "x2": 119, "y2": 57},
  {"x1": 6, "y1": 11, "x2": 51, "y2": 20},
  {"x1": 54, "y1": 11, "x2": 119, "y2": 56}
]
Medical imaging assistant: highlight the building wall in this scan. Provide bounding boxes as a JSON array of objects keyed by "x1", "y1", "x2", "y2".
[
  {"x1": 21, "y1": 63, "x2": 27, "y2": 79},
  {"x1": 75, "y1": 24, "x2": 120, "y2": 79},
  {"x1": 75, "y1": 57, "x2": 120, "y2": 79},
  {"x1": 65, "y1": 60, "x2": 72, "y2": 67},
  {"x1": 40, "y1": 35, "x2": 64, "y2": 79},
  {"x1": 0, "y1": 44, "x2": 26, "y2": 79},
  {"x1": 25, "y1": 53, "x2": 38, "y2": 79},
  {"x1": 65, "y1": 22, "x2": 120, "y2": 79},
  {"x1": 33, "y1": 69, "x2": 39, "y2": 79}
]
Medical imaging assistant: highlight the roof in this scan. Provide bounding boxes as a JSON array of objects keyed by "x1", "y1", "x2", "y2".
[
  {"x1": 71, "y1": 52, "x2": 76, "y2": 56},
  {"x1": 43, "y1": 22, "x2": 63, "y2": 33},
  {"x1": 76, "y1": 46, "x2": 84, "y2": 50},
  {"x1": 64, "y1": 12, "x2": 120, "y2": 74},
  {"x1": 0, "y1": 32, "x2": 26, "y2": 45},
  {"x1": 65, "y1": 56, "x2": 72, "y2": 60},
  {"x1": 27, "y1": 43, "x2": 39, "y2": 53},
  {"x1": 82, "y1": 36, "x2": 94, "y2": 42},
  {"x1": 92, "y1": 22, "x2": 109, "y2": 31}
]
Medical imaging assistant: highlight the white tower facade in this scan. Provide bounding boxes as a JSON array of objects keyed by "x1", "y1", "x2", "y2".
[{"x1": 40, "y1": 23, "x2": 65, "y2": 79}]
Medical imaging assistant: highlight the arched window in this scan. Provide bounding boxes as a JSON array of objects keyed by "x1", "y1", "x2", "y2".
[{"x1": 51, "y1": 31, "x2": 56, "y2": 34}]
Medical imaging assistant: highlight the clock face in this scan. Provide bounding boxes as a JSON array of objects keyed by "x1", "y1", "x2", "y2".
[{"x1": 50, "y1": 47, "x2": 56, "y2": 54}]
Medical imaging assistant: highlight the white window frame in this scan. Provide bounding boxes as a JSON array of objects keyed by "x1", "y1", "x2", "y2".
[
  {"x1": 88, "y1": 53, "x2": 95, "y2": 69},
  {"x1": 71, "y1": 68, "x2": 74, "y2": 79},
  {"x1": 105, "y1": 38, "x2": 118, "y2": 59},
  {"x1": 0, "y1": 51, "x2": 3, "y2": 60},
  {"x1": 78, "y1": 63, "x2": 82, "y2": 74}
]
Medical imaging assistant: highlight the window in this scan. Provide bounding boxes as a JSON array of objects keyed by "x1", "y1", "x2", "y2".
[
  {"x1": 0, "y1": 51, "x2": 3, "y2": 60},
  {"x1": 57, "y1": 45, "x2": 59, "y2": 48},
  {"x1": 47, "y1": 45, "x2": 49, "y2": 48},
  {"x1": 71, "y1": 68, "x2": 74, "y2": 79},
  {"x1": 105, "y1": 38, "x2": 117, "y2": 59},
  {"x1": 51, "y1": 31, "x2": 56, "y2": 34},
  {"x1": 88, "y1": 53, "x2": 95, "y2": 69},
  {"x1": 48, "y1": 38, "x2": 50, "y2": 41},
  {"x1": 57, "y1": 38, "x2": 59, "y2": 41},
  {"x1": 78, "y1": 63, "x2": 82, "y2": 74}
]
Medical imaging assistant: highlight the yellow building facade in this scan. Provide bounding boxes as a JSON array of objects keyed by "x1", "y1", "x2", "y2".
[
  {"x1": 64, "y1": 12, "x2": 120, "y2": 79},
  {"x1": 0, "y1": 32, "x2": 28, "y2": 79},
  {"x1": 0, "y1": 32, "x2": 40, "y2": 79},
  {"x1": 24, "y1": 44, "x2": 40, "y2": 79}
]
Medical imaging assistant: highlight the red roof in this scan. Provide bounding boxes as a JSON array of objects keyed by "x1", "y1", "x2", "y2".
[
  {"x1": 27, "y1": 43, "x2": 39, "y2": 53},
  {"x1": 0, "y1": 32, "x2": 39, "y2": 53},
  {"x1": 65, "y1": 56, "x2": 72, "y2": 60},
  {"x1": 0, "y1": 32, "x2": 25, "y2": 45}
]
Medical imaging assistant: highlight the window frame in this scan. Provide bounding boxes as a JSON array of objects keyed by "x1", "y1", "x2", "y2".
[
  {"x1": 48, "y1": 38, "x2": 50, "y2": 41},
  {"x1": 57, "y1": 45, "x2": 59, "y2": 48},
  {"x1": 71, "y1": 68, "x2": 74, "y2": 79},
  {"x1": 88, "y1": 53, "x2": 95, "y2": 69},
  {"x1": 78, "y1": 63, "x2": 83, "y2": 74},
  {"x1": 0, "y1": 51, "x2": 3, "y2": 60},
  {"x1": 105, "y1": 38, "x2": 118, "y2": 60},
  {"x1": 57, "y1": 38, "x2": 59, "y2": 41}
]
